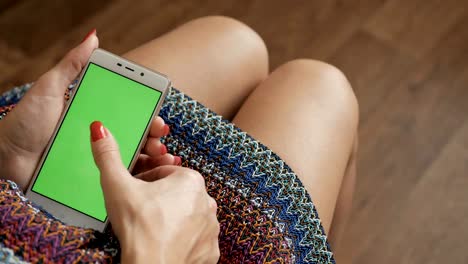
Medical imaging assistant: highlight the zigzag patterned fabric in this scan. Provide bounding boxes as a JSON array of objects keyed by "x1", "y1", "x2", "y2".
[{"x1": 0, "y1": 84, "x2": 335, "y2": 263}]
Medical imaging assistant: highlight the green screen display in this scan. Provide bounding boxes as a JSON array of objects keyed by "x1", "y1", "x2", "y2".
[{"x1": 32, "y1": 63, "x2": 162, "y2": 222}]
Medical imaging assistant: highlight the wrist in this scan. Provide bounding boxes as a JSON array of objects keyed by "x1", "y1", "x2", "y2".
[
  {"x1": 0, "y1": 129, "x2": 35, "y2": 190},
  {"x1": 0, "y1": 134, "x2": 10, "y2": 178},
  {"x1": 121, "y1": 240, "x2": 165, "y2": 264}
]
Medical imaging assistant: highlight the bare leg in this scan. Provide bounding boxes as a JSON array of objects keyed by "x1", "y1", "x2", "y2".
[
  {"x1": 232, "y1": 60, "x2": 359, "y2": 249},
  {"x1": 328, "y1": 139, "x2": 357, "y2": 263},
  {"x1": 123, "y1": 17, "x2": 357, "y2": 260},
  {"x1": 123, "y1": 16, "x2": 268, "y2": 119}
]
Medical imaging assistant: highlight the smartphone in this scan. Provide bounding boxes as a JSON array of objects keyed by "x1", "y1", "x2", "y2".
[{"x1": 25, "y1": 49, "x2": 171, "y2": 231}]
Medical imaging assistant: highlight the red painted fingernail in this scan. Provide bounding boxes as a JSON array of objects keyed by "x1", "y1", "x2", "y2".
[
  {"x1": 160, "y1": 144, "x2": 167, "y2": 155},
  {"x1": 163, "y1": 124, "x2": 170, "y2": 136},
  {"x1": 82, "y1": 28, "x2": 96, "y2": 43},
  {"x1": 90, "y1": 121, "x2": 107, "y2": 142},
  {"x1": 174, "y1": 156, "x2": 182, "y2": 166}
]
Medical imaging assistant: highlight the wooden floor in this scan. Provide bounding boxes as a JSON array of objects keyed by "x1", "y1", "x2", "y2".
[{"x1": 1, "y1": 1, "x2": 467, "y2": 263}]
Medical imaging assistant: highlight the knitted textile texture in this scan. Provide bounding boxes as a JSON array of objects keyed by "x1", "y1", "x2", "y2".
[{"x1": 0, "y1": 83, "x2": 335, "y2": 264}]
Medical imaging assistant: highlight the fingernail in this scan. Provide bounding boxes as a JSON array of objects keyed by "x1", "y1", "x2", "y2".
[
  {"x1": 174, "y1": 156, "x2": 182, "y2": 166},
  {"x1": 160, "y1": 144, "x2": 167, "y2": 155},
  {"x1": 90, "y1": 121, "x2": 107, "y2": 142},
  {"x1": 163, "y1": 124, "x2": 170, "y2": 136},
  {"x1": 82, "y1": 28, "x2": 96, "y2": 43}
]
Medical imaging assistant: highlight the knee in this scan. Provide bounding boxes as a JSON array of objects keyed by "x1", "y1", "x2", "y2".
[
  {"x1": 277, "y1": 59, "x2": 359, "y2": 128},
  {"x1": 187, "y1": 16, "x2": 269, "y2": 76}
]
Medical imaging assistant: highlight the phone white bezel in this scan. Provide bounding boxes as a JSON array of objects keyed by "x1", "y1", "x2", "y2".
[{"x1": 25, "y1": 48, "x2": 171, "y2": 231}]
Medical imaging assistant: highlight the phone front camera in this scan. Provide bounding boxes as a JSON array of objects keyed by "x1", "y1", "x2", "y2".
[{"x1": 140, "y1": 72, "x2": 144, "y2": 76}]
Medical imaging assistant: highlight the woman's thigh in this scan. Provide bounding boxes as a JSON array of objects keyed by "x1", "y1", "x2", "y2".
[
  {"x1": 123, "y1": 16, "x2": 268, "y2": 119},
  {"x1": 232, "y1": 59, "x2": 359, "y2": 233}
]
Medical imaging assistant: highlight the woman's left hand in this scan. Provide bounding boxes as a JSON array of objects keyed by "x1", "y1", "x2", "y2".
[{"x1": 0, "y1": 30, "x2": 178, "y2": 190}]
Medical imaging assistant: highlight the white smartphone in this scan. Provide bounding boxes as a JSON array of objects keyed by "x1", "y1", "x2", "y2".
[{"x1": 25, "y1": 49, "x2": 171, "y2": 231}]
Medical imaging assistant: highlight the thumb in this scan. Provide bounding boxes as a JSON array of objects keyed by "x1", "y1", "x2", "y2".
[
  {"x1": 90, "y1": 121, "x2": 130, "y2": 194},
  {"x1": 33, "y1": 29, "x2": 99, "y2": 97}
]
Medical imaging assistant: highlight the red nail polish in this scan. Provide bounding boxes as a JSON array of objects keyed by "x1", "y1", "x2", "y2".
[
  {"x1": 82, "y1": 28, "x2": 96, "y2": 43},
  {"x1": 174, "y1": 156, "x2": 182, "y2": 166},
  {"x1": 160, "y1": 144, "x2": 167, "y2": 155},
  {"x1": 90, "y1": 121, "x2": 107, "y2": 142},
  {"x1": 163, "y1": 124, "x2": 170, "y2": 136}
]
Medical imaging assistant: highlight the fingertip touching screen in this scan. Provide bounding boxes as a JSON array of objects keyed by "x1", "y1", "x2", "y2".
[{"x1": 31, "y1": 63, "x2": 162, "y2": 222}]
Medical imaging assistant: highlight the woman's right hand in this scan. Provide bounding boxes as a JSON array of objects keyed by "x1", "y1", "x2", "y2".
[{"x1": 89, "y1": 121, "x2": 220, "y2": 264}]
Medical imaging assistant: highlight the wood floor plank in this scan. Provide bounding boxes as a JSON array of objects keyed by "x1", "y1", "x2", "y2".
[
  {"x1": 0, "y1": 0, "x2": 21, "y2": 15},
  {"x1": 342, "y1": 13, "x2": 468, "y2": 262},
  {"x1": 234, "y1": 0, "x2": 386, "y2": 66},
  {"x1": 0, "y1": 0, "x2": 385, "y2": 90},
  {"x1": 364, "y1": 0, "x2": 466, "y2": 59},
  {"x1": 354, "y1": 95, "x2": 468, "y2": 263},
  {"x1": 0, "y1": 39, "x2": 26, "y2": 72},
  {"x1": 328, "y1": 30, "x2": 414, "y2": 122},
  {"x1": 0, "y1": 0, "x2": 254, "y2": 89},
  {"x1": 349, "y1": 63, "x2": 468, "y2": 263},
  {"x1": 388, "y1": 118, "x2": 468, "y2": 263},
  {"x1": 0, "y1": 0, "x2": 110, "y2": 56}
]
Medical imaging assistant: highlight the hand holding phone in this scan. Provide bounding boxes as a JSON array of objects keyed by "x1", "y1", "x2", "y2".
[
  {"x1": 25, "y1": 47, "x2": 171, "y2": 230},
  {"x1": 0, "y1": 33, "x2": 100, "y2": 190},
  {"x1": 90, "y1": 122, "x2": 220, "y2": 264},
  {"x1": 0, "y1": 31, "x2": 173, "y2": 198}
]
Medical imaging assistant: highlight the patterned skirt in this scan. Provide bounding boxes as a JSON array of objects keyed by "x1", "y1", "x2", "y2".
[{"x1": 0, "y1": 84, "x2": 335, "y2": 264}]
